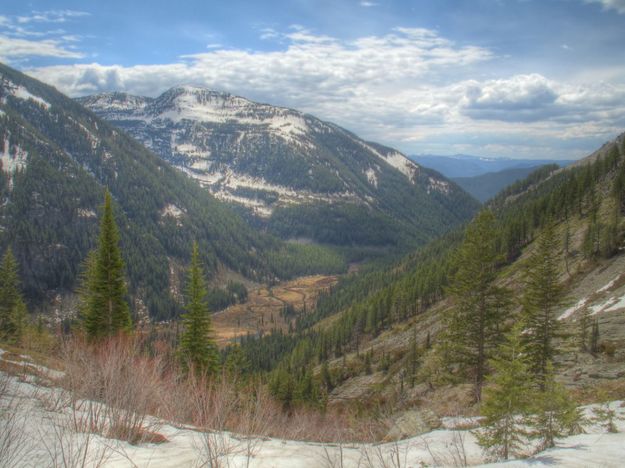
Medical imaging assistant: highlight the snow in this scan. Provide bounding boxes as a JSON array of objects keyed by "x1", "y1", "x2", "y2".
[
  {"x1": 427, "y1": 177, "x2": 451, "y2": 195},
  {"x1": 160, "y1": 203, "x2": 185, "y2": 219},
  {"x1": 0, "y1": 137, "x2": 28, "y2": 189},
  {"x1": 77, "y1": 208, "x2": 96, "y2": 219},
  {"x1": 3, "y1": 356, "x2": 625, "y2": 468},
  {"x1": 365, "y1": 167, "x2": 378, "y2": 187},
  {"x1": 0, "y1": 137, "x2": 27, "y2": 174},
  {"x1": 153, "y1": 88, "x2": 310, "y2": 145},
  {"x1": 598, "y1": 276, "x2": 621, "y2": 293},
  {"x1": 183, "y1": 167, "x2": 360, "y2": 215},
  {"x1": 12, "y1": 85, "x2": 51, "y2": 109},
  {"x1": 353, "y1": 138, "x2": 419, "y2": 183},
  {"x1": 605, "y1": 293, "x2": 625, "y2": 312}
]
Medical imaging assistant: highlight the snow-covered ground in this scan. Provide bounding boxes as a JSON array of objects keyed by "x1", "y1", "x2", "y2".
[{"x1": 1, "y1": 364, "x2": 624, "y2": 468}]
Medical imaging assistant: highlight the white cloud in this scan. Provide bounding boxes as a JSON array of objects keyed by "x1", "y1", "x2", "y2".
[
  {"x1": 0, "y1": 10, "x2": 89, "y2": 60},
  {"x1": 16, "y1": 10, "x2": 90, "y2": 24},
  {"x1": 21, "y1": 27, "x2": 625, "y2": 160},
  {"x1": 584, "y1": 0, "x2": 625, "y2": 13},
  {"x1": 0, "y1": 35, "x2": 85, "y2": 60},
  {"x1": 360, "y1": 1, "x2": 379, "y2": 7}
]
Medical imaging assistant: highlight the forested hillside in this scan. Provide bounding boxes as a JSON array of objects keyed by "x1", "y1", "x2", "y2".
[
  {"x1": 232, "y1": 132, "x2": 625, "y2": 409},
  {"x1": 452, "y1": 165, "x2": 558, "y2": 202},
  {"x1": 0, "y1": 63, "x2": 345, "y2": 319}
]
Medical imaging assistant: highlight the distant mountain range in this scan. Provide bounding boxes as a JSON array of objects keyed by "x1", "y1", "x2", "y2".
[
  {"x1": 452, "y1": 166, "x2": 555, "y2": 202},
  {"x1": 411, "y1": 154, "x2": 573, "y2": 179},
  {"x1": 78, "y1": 88, "x2": 478, "y2": 249}
]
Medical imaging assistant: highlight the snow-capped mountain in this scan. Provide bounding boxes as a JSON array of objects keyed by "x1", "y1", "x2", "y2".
[
  {"x1": 79, "y1": 87, "x2": 478, "y2": 247},
  {"x1": 0, "y1": 63, "x2": 347, "y2": 317}
]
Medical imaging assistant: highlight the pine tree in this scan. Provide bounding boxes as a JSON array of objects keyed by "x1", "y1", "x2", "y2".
[
  {"x1": 224, "y1": 345, "x2": 250, "y2": 376},
  {"x1": 178, "y1": 241, "x2": 220, "y2": 376},
  {"x1": 82, "y1": 191, "x2": 132, "y2": 339},
  {"x1": 521, "y1": 222, "x2": 565, "y2": 386},
  {"x1": 0, "y1": 249, "x2": 28, "y2": 343},
  {"x1": 529, "y1": 362, "x2": 583, "y2": 450},
  {"x1": 476, "y1": 324, "x2": 534, "y2": 461},
  {"x1": 444, "y1": 210, "x2": 511, "y2": 402},
  {"x1": 592, "y1": 390, "x2": 621, "y2": 433}
]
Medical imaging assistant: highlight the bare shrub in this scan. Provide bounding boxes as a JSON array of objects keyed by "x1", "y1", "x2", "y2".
[
  {"x1": 0, "y1": 372, "x2": 31, "y2": 467},
  {"x1": 38, "y1": 410, "x2": 111, "y2": 468},
  {"x1": 60, "y1": 335, "x2": 171, "y2": 444}
]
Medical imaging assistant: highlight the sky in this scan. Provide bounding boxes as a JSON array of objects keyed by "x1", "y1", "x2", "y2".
[{"x1": 1, "y1": 0, "x2": 625, "y2": 160}]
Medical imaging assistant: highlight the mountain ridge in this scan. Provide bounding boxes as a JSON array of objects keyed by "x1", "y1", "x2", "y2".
[{"x1": 78, "y1": 87, "x2": 479, "y2": 249}]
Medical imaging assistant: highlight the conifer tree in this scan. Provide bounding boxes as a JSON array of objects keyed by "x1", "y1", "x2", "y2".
[
  {"x1": 0, "y1": 249, "x2": 28, "y2": 343},
  {"x1": 178, "y1": 241, "x2": 220, "y2": 375},
  {"x1": 476, "y1": 324, "x2": 534, "y2": 461},
  {"x1": 592, "y1": 389, "x2": 621, "y2": 433},
  {"x1": 224, "y1": 344, "x2": 250, "y2": 376},
  {"x1": 444, "y1": 210, "x2": 511, "y2": 401},
  {"x1": 529, "y1": 362, "x2": 583, "y2": 450},
  {"x1": 521, "y1": 222, "x2": 565, "y2": 386},
  {"x1": 82, "y1": 191, "x2": 132, "y2": 339}
]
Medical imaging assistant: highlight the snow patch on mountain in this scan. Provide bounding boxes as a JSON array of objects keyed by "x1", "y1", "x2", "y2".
[
  {"x1": 161, "y1": 203, "x2": 184, "y2": 219},
  {"x1": 1, "y1": 76, "x2": 50, "y2": 110},
  {"x1": 12, "y1": 85, "x2": 50, "y2": 109},
  {"x1": 77, "y1": 208, "x2": 96, "y2": 218},
  {"x1": 427, "y1": 177, "x2": 451, "y2": 195},
  {"x1": 353, "y1": 138, "x2": 419, "y2": 183},
  {"x1": 1, "y1": 137, "x2": 28, "y2": 189},
  {"x1": 1, "y1": 137, "x2": 27, "y2": 174},
  {"x1": 384, "y1": 151, "x2": 420, "y2": 180},
  {"x1": 365, "y1": 167, "x2": 378, "y2": 187}
]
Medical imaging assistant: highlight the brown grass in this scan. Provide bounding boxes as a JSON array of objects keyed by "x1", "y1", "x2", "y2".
[{"x1": 212, "y1": 274, "x2": 338, "y2": 347}]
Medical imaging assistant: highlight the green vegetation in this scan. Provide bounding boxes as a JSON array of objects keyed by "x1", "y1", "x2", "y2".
[
  {"x1": 178, "y1": 242, "x2": 220, "y2": 375},
  {"x1": 81, "y1": 191, "x2": 132, "y2": 340},
  {"x1": 442, "y1": 210, "x2": 511, "y2": 402},
  {"x1": 0, "y1": 62, "x2": 347, "y2": 320},
  {"x1": 475, "y1": 324, "x2": 533, "y2": 461},
  {"x1": 232, "y1": 132, "x2": 625, "y2": 410},
  {"x1": 521, "y1": 222, "x2": 565, "y2": 385},
  {"x1": 0, "y1": 249, "x2": 28, "y2": 343}
]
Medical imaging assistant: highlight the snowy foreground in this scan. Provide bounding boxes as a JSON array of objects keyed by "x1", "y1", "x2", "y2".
[{"x1": 1, "y1": 369, "x2": 624, "y2": 467}]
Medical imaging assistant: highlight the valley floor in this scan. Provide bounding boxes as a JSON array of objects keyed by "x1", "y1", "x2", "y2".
[{"x1": 1, "y1": 357, "x2": 624, "y2": 468}]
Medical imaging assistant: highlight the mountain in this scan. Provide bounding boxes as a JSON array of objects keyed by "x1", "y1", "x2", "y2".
[
  {"x1": 78, "y1": 88, "x2": 479, "y2": 249},
  {"x1": 239, "y1": 131, "x2": 625, "y2": 408},
  {"x1": 411, "y1": 153, "x2": 573, "y2": 178},
  {"x1": 452, "y1": 164, "x2": 558, "y2": 202},
  {"x1": 0, "y1": 63, "x2": 345, "y2": 319}
]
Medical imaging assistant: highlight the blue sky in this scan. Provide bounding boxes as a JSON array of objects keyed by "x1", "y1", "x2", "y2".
[{"x1": 1, "y1": 0, "x2": 625, "y2": 159}]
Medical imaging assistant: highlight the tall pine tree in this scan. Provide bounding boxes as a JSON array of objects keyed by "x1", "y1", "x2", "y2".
[
  {"x1": 521, "y1": 222, "x2": 565, "y2": 386},
  {"x1": 82, "y1": 190, "x2": 132, "y2": 340},
  {"x1": 0, "y1": 249, "x2": 28, "y2": 343},
  {"x1": 444, "y1": 210, "x2": 511, "y2": 402},
  {"x1": 178, "y1": 242, "x2": 220, "y2": 376}
]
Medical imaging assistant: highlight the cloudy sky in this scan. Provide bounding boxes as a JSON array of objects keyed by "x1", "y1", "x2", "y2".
[{"x1": 2, "y1": 0, "x2": 625, "y2": 160}]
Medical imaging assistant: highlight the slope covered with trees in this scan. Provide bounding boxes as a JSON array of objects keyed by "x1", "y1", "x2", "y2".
[
  {"x1": 229, "y1": 131, "x2": 625, "y2": 410},
  {"x1": 0, "y1": 63, "x2": 345, "y2": 319}
]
